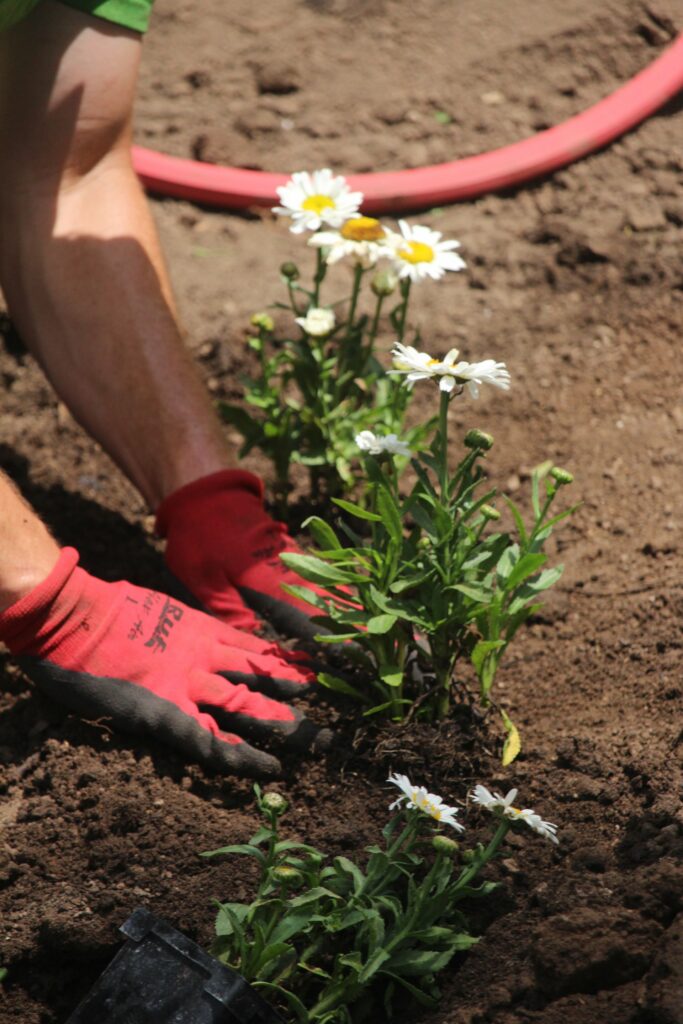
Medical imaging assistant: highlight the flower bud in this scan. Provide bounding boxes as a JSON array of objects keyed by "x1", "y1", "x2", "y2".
[
  {"x1": 460, "y1": 848, "x2": 477, "y2": 863},
  {"x1": 480, "y1": 504, "x2": 500, "y2": 521},
  {"x1": 261, "y1": 791, "x2": 288, "y2": 816},
  {"x1": 550, "y1": 466, "x2": 573, "y2": 486},
  {"x1": 280, "y1": 261, "x2": 299, "y2": 281},
  {"x1": 371, "y1": 269, "x2": 399, "y2": 297},
  {"x1": 250, "y1": 312, "x2": 274, "y2": 332},
  {"x1": 271, "y1": 865, "x2": 303, "y2": 888},
  {"x1": 432, "y1": 835, "x2": 460, "y2": 855},
  {"x1": 464, "y1": 429, "x2": 494, "y2": 451}
]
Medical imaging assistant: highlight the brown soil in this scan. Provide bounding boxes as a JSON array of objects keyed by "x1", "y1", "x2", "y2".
[{"x1": 2, "y1": 1, "x2": 683, "y2": 1023}]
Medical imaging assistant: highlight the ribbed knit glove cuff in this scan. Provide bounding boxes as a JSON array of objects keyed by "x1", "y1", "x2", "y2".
[
  {"x1": 155, "y1": 470, "x2": 263, "y2": 538},
  {"x1": 0, "y1": 548, "x2": 79, "y2": 653}
]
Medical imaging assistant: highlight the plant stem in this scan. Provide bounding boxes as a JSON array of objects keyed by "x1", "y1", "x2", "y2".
[
  {"x1": 313, "y1": 248, "x2": 326, "y2": 306},
  {"x1": 368, "y1": 291, "x2": 385, "y2": 351},
  {"x1": 396, "y1": 279, "x2": 411, "y2": 343},
  {"x1": 438, "y1": 389, "x2": 450, "y2": 500},
  {"x1": 347, "y1": 264, "x2": 364, "y2": 330},
  {"x1": 454, "y1": 818, "x2": 510, "y2": 890}
]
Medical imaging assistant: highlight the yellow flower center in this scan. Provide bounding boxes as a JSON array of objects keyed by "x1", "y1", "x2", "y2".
[
  {"x1": 399, "y1": 240, "x2": 435, "y2": 264},
  {"x1": 509, "y1": 806, "x2": 523, "y2": 816},
  {"x1": 302, "y1": 194, "x2": 336, "y2": 214},
  {"x1": 341, "y1": 217, "x2": 385, "y2": 242}
]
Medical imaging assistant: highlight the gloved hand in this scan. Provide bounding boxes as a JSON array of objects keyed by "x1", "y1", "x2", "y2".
[
  {"x1": 156, "y1": 470, "x2": 334, "y2": 639},
  {"x1": 0, "y1": 547, "x2": 327, "y2": 779}
]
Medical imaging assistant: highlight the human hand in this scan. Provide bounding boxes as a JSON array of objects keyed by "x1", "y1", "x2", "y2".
[
  {"x1": 0, "y1": 548, "x2": 327, "y2": 778},
  {"x1": 156, "y1": 469, "x2": 337, "y2": 639}
]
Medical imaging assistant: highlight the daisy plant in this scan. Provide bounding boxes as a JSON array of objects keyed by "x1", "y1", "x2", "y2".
[
  {"x1": 282, "y1": 342, "x2": 576, "y2": 759},
  {"x1": 203, "y1": 775, "x2": 558, "y2": 1024},
  {"x1": 219, "y1": 169, "x2": 466, "y2": 508}
]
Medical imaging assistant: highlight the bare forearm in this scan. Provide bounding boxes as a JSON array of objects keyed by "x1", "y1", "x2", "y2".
[
  {"x1": 0, "y1": 472, "x2": 60, "y2": 612},
  {"x1": 1, "y1": 156, "x2": 233, "y2": 506}
]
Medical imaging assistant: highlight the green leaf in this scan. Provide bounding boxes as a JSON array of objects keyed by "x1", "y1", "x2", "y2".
[
  {"x1": 368, "y1": 585, "x2": 404, "y2": 615},
  {"x1": 376, "y1": 485, "x2": 404, "y2": 544},
  {"x1": 449, "y1": 582, "x2": 492, "y2": 603},
  {"x1": 504, "y1": 495, "x2": 528, "y2": 546},
  {"x1": 471, "y1": 639, "x2": 504, "y2": 675},
  {"x1": 505, "y1": 552, "x2": 547, "y2": 590},
  {"x1": 408, "y1": 501, "x2": 439, "y2": 539},
  {"x1": 333, "y1": 856, "x2": 366, "y2": 895},
  {"x1": 302, "y1": 515, "x2": 342, "y2": 551},
  {"x1": 384, "y1": 947, "x2": 456, "y2": 976},
  {"x1": 389, "y1": 570, "x2": 433, "y2": 594},
  {"x1": 531, "y1": 460, "x2": 553, "y2": 516},
  {"x1": 280, "y1": 552, "x2": 366, "y2": 585},
  {"x1": 359, "y1": 947, "x2": 391, "y2": 984},
  {"x1": 379, "y1": 663, "x2": 404, "y2": 688},
  {"x1": 214, "y1": 902, "x2": 249, "y2": 937},
  {"x1": 332, "y1": 497, "x2": 382, "y2": 522},
  {"x1": 201, "y1": 843, "x2": 266, "y2": 863},
  {"x1": 500, "y1": 708, "x2": 521, "y2": 766},
  {"x1": 496, "y1": 543, "x2": 519, "y2": 583},
  {"x1": 524, "y1": 565, "x2": 563, "y2": 593},
  {"x1": 313, "y1": 631, "x2": 362, "y2": 643},
  {"x1": 280, "y1": 583, "x2": 330, "y2": 611},
  {"x1": 288, "y1": 887, "x2": 339, "y2": 907},
  {"x1": 382, "y1": 971, "x2": 439, "y2": 1008},
  {"x1": 270, "y1": 907, "x2": 318, "y2": 945},
  {"x1": 366, "y1": 613, "x2": 398, "y2": 634},
  {"x1": 316, "y1": 674, "x2": 367, "y2": 702},
  {"x1": 363, "y1": 698, "x2": 412, "y2": 716},
  {"x1": 254, "y1": 982, "x2": 309, "y2": 1024},
  {"x1": 255, "y1": 942, "x2": 293, "y2": 972}
]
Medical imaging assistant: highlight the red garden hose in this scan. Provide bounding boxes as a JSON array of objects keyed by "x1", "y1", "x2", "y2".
[{"x1": 133, "y1": 34, "x2": 683, "y2": 213}]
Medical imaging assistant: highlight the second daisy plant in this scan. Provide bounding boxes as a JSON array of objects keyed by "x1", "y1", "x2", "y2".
[{"x1": 204, "y1": 775, "x2": 559, "y2": 1023}]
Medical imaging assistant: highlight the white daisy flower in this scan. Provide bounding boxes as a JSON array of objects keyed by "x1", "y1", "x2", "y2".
[
  {"x1": 273, "y1": 169, "x2": 363, "y2": 234},
  {"x1": 355, "y1": 430, "x2": 412, "y2": 458},
  {"x1": 295, "y1": 307, "x2": 336, "y2": 337},
  {"x1": 388, "y1": 772, "x2": 465, "y2": 832},
  {"x1": 471, "y1": 784, "x2": 559, "y2": 844},
  {"x1": 471, "y1": 784, "x2": 519, "y2": 813},
  {"x1": 389, "y1": 220, "x2": 466, "y2": 282},
  {"x1": 390, "y1": 342, "x2": 510, "y2": 397},
  {"x1": 516, "y1": 809, "x2": 559, "y2": 844},
  {"x1": 309, "y1": 216, "x2": 395, "y2": 269}
]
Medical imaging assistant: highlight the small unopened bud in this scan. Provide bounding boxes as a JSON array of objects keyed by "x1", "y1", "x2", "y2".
[
  {"x1": 250, "y1": 312, "x2": 274, "y2": 332},
  {"x1": 460, "y1": 848, "x2": 477, "y2": 863},
  {"x1": 371, "y1": 269, "x2": 399, "y2": 297},
  {"x1": 481, "y1": 504, "x2": 500, "y2": 521},
  {"x1": 550, "y1": 466, "x2": 573, "y2": 486},
  {"x1": 271, "y1": 865, "x2": 302, "y2": 888},
  {"x1": 280, "y1": 261, "x2": 299, "y2": 281},
  {"x1": 464, "y1": 429, "x2": 494, "y2": 451},
  {"x1": 432, "y1": 835, "x2": 460, "y2": 856},
  {"x1": 261, "y1": 791, "x2": 288, "y2": 816}
]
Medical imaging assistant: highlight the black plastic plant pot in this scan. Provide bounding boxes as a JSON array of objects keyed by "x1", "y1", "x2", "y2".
[{"x1": 66, "y1": 907, "x2": 286, "y2": 1024}]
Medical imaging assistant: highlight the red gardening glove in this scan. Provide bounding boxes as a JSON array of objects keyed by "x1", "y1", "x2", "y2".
[
  {"x1": 155, "y1": 470, "x2": 335, "y2": 640},
  {"x1": 0, "y1": 548, "x2": 328, "y2": 779}
]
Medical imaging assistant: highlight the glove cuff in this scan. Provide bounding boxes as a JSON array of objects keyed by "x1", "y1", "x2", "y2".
[
  {"x1": 154, "y1": 470, "x2": 264, "y2": 537},
  {"x1": 0, "y1": 547, "x2": 80, "y2": 651}
]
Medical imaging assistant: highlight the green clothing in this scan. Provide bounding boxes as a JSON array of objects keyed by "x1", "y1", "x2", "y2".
[{"x1": 0, "y1": 0, "x2": 154, "y2": 33}]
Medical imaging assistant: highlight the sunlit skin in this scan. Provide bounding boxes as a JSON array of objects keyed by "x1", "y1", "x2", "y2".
[{"x1": 0, "y1": 2, "x2": 237, "y2": 604}]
